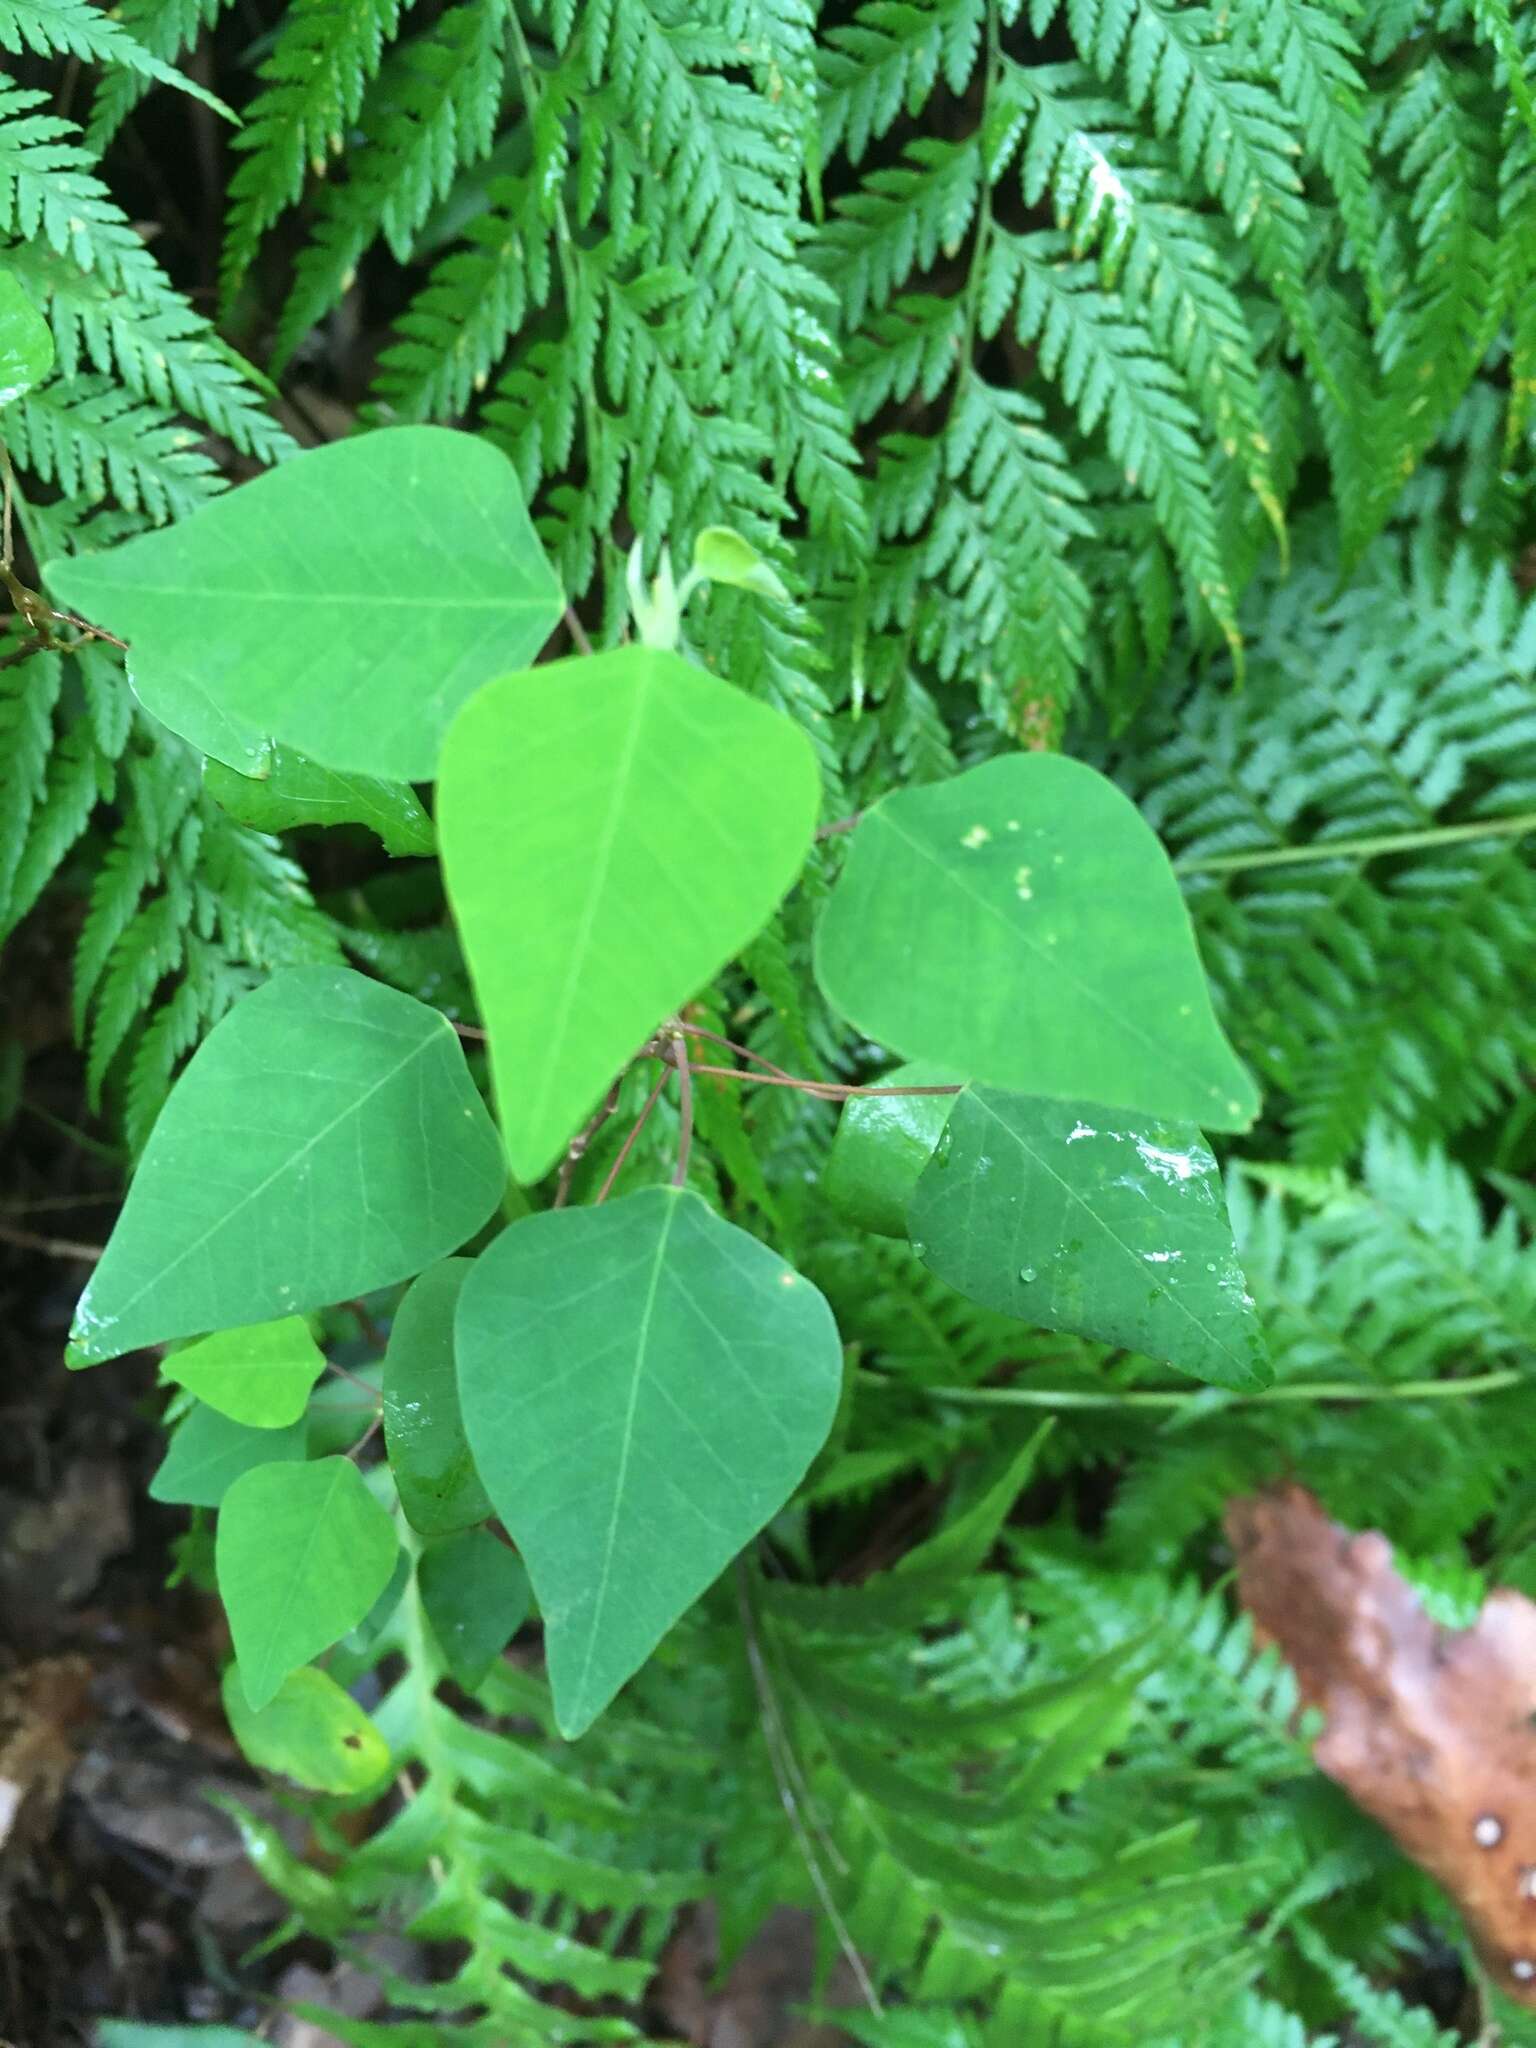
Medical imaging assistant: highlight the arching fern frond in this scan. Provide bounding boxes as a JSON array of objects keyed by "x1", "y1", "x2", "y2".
[{"x1": 1107, "y1": 527, "x2": 1536, "y2": 1160}]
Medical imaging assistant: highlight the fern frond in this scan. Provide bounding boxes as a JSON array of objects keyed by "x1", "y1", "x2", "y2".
[
  {"x1": 819, "y1": 0, "x2": 985, "y2": 165},
  {"x1": 0, "y1": 0, "x2": 227, "y2": 120},
  {"x1": 370, "y1": 172, "x2": 553, "y2": 421},
  {"x1": 1370, "y1": 53, "x2": 1505, "y2": 538},
  {"x1": 0, "y1": 86, "x2": 289, "y2": 470},
  {"x1": 6, "y1": 379, "x2": 221, "y2": 523},
  {"x1": 985, "y1": 230, "x2": 1238, "y2": 649},
  {"x1": 1293, "y1": 1924, "x2": 1461, "y2": 2048},
  {"x1": 86, "y1": 0, "x2": 236, "y2": 145},
  {"x1": 995, "y1": 57, "x2": 1278, "y2": 531},
  {"x1": 1107, "y1": 526, "x2": 1536, "y2": 1159},
  {"x1": 221, "y1": 0, "x2": 407, "y2": 302},
  {"x1": 0, "y1": 641, "x2": 63, "y2": 933},
  {"x1": 273, "y1": 0, "x2": 513, "y2": 370},
  {"x1": 1226, "y1": 0, "x2": 1382, "y2": 313}
]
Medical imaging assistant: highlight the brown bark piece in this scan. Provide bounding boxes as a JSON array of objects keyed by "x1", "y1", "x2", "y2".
[{"x1": 1226, "y1": 1483, "x2": 1536, "y2": 2004}]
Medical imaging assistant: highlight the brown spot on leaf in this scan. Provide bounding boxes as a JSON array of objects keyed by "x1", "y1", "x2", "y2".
[{"x1": 1227, "y1": 1483, "x2": 1536, "y2": 2003}]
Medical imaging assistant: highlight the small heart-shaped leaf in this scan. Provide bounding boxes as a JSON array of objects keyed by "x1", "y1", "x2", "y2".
[
  {"x1": 815, "y1": 753, "x2": 1259, "y2": 1132},
  {"x1": 70, "y1": 966, "x2": 506, "y2": 1364},
  {"x1": 164, "y1": 1316, "x2": 326, "y2": 1427},
  {"x1": 217, "y1": 1457, "x2": 399, "y2": 1709},
  {"x1": 222, "y1": 1662, "x2": 391, "y2": 1793},
  {"x1": 456, "y1": 1188, "x2": 842, "y2": 1735},
  {"x1": 438, "y1": 647, "x2": 818, "y2": 1183},
  {"x1": 46, "y1": 427, "x2": 561, "y2": 779}
]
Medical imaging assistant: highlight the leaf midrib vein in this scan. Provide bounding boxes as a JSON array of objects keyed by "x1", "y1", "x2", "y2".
[{"x1": 571, "y1": 1196, "x2": 679, "y2": 1719}]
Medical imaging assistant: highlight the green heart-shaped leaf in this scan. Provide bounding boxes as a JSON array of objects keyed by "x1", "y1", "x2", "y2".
[
  {"x1": 456, "y1": 1187, "x2": 842, "y2": 1736},
  {"x1": 70, "y1": 966, "x2": 506, "y2": 1364},
  {"x1": 438, "y1": 647, "x2": 819, "y2": 1183},
  {"x1": 217, "y1": 1456, "x2": 399, "y2": 1709},
  {"x1": 815, "y1": 754, "x2": 1259, "y2": 1132},
  {"x1": 222, "y1": 1662, "x2": 391, "y2": 1793},
  {"x1": 164, "y1": 1316, "x2": 327, "y2": 1427},
  {"x1": 908, "y1": 1088, "x2": 1270, "y2": 1389},
  {"x1": 45, "y1": 427, "x2": 562, "y2": 780}
]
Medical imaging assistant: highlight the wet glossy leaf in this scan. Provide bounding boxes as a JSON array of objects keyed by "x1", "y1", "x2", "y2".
[
  {"x1": 148, "y1": 1402, "x2": 307, "y2": 1507},
  {"x1": 69, "y1": 966, "x2": 506, "y2": 1365},
  {"x1": 203, "y1": 746, "x2": 434, "y2": 855},
  {"x1": 222, "y1": 1662, "x2": 390, "y2": 1794},
  {"x1": 908, "y1": 1089, "x2": 1270, "y2": 1389},
  {"x1": 163, "y1": 1315, "x2": 326, "y2": 1427},
  {"x1": 383, "y1": 1259, "x2": 490, "y2": 1536},
  {"x1": 438, "y1": 646, "x2": 819, "y2": 1182},
  {"x1": 45, "y1": 427, "x2": 562, "y2": 779},
  {"x1": 218, "y1": 1456, "x2": 399, "y2": 1709},
  {"x1": 0, "y1": 271, "x2": 52, "y2": 404},
  {"x1": 815, "y1": 754, "x2": 1259, "y2": 1133},
  {"x1": 822, "y1": 1061, "x2": 960, "y2": 1238},
  {"x1": 419, "y1": 1526, "x2": 531, "y2": 1689},
  {"x1": 456, "y1": 1187, "x2": 842, "y2": 1736}
]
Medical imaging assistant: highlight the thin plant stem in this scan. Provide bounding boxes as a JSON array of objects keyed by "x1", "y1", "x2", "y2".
[
  {"x1": 564, "y1": 603, "x2": 595, "y2": 657},
  {"x1": 555, "y1": 1077, "x2": 625, "y2": 1208},
  {"x1": 0, "y1": 633, "x2": 46, "y2": 672},
  {"x1": 347, "y1": 1412, "x2": 384, "y2": 1462},
  {"x1": 866, "y1": 1368, "x2": 1524, "y2": 1412},
  {"x1": 594, "y1": 1065, "x2": 669, "y2": 1203},
  {"x1": 1174, "y1": 812, "x2": 1536, "y2": 877},
  {"x1": 0, "y1": 1220, "x2": 103, "y2": 1261},
  {"x1": 327, "y1": 1357, "x2": 384, "y2": 1404},
  {"x1": 671, "y1": 1034, "x2": 694, "y2": 1188},
  {"x1": 684, "y1": 1061, "x2": 962, "y2": 1103},
  {"x1": 735, "y1": 1565, "x2": 881, "y2": 2018},
  {"x1": 1, "y1": 436, "x2": 14, "y2": 569},
  {"x1": 674, "y1": 1019, "x2": 802, "y2": 1082}
]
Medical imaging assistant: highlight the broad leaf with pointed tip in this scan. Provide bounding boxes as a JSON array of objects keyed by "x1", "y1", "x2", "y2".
[
  {"x1": 217, "y1": 1456, "x2": 399, "y2": 1709},
  {"x1": 383, "y1": 1259, "x2": 490, "y2": 1535},
  {"x1": 70, "y1": 966, "x2": 506, "y2": 1364},
  {"x1": 164, "y1": 1316, "x2": 326, "y2": 1427},
  {"x1": 815, "y1": 754, "x2": 1259, "y2": 1133},
  {"x1": 438, "y1": 647, "x2": 819, "y2": 1183},
  {"x1": 907, "y1": 1088, "x2": 1270, "y2": 1389},
  {"x1": 44, "y1": 428, "x2": 562, "y2": 779},
  {"x1": 0, "y1": 272, "x2": 52, "y2": 404},
  {"x1": 204, "y1": 747, "x2": 434, "y2": 855},
  {"x1": 456, "y1": 1187, "x2": 842, "y2": 1736}
]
